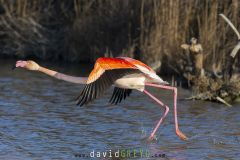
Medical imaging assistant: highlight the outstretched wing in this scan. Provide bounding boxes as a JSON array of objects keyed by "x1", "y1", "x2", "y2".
[
  {"x1": 118, "y1": 57, "x2": 168, "y2": 84},
  {"x1": 109, "y1": 87, "x2": 132, "y2": 105},
  {"x1": 87, "y1": 57, "x2": 137, "y2": 84},
  {"x1": 117, "y1": 57, "x2": 155, "y2": 73},
  {"x1": 76, "y1": 58, "x2": 139, "y2": 106}
]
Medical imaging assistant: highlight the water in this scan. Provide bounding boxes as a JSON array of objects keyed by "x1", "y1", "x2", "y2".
[{"x1": 0, "y1": 59, "x2": 239, "y2": 160}]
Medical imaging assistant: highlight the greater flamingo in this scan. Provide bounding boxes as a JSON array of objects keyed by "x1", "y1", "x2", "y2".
[{"x1": 15, "y1": 57, "x2": 187, "y2": 141}]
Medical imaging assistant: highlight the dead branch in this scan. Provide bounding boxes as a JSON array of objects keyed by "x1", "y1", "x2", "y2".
[
  {"x1": 219, "y1": 14, "x2": 240, "y2": 40},
  {"x1": 219, "y1": 14, "x2": 240, "y2": 58}
]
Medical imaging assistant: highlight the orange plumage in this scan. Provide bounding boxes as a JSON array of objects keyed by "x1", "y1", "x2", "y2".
[
  {"x1": 118, "y1": 57, "x2": 156, "y2": 73},
  {"x1": 87, "y1": 57, "x2": 138, "y2": 84}
]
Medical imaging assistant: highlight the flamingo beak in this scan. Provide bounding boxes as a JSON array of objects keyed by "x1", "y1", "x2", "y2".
[{"x1": 14, "y1": 60, "x2": 27, "y2": 70}]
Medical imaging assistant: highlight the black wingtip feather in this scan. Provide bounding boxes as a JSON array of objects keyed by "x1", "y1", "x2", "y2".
[
  {"x1": 110, "y1": 88, "x2": 132, "y2": 105},
  {"x1": 76, "y1": 69, "x2": 139, "y2": 106},
  {"x1": 77, "y1": 85, "x2": 90, "y2": 106},
  {"x1": 109, "y1": 88, "x2": 117, "y2": 103}
]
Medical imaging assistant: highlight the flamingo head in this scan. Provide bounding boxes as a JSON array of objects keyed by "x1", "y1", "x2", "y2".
[{"x1": 14, "y1": 60, "x2": 40, "y2": 71}]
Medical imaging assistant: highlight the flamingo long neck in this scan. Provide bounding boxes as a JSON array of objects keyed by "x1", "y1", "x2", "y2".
[{"x1": 38, "y1": 66, "x2": 87, "y2": 84}]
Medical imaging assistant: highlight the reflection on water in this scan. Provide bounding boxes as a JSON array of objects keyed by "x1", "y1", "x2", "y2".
[{"x1": 0, "y1": 59, "x2": 239, "y2": 159}]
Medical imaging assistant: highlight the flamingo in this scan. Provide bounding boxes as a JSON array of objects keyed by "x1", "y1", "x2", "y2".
[{"x1": 14, "y1": 57, "x2": 187, "y2": 141}]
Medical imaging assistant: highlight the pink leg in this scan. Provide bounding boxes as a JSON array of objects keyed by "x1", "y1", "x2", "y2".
[
  {"x1": 143, "y1": 89, "x2": 169, "y2": 141},
  {"x1": 145, "y1": 83, "x2": 187, "y2": 141}
]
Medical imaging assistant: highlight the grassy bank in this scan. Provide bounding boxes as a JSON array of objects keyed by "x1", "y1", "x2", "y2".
[{"x1": 0, "y1": 0, "x2": 239, "y2": 72}]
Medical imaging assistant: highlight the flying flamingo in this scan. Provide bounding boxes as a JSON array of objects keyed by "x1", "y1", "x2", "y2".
[{"x1": 15, "y1": 57, "x2": 187, "y2": 141}]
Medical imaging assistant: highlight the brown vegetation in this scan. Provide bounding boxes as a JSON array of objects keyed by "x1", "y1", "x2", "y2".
[
  {"x1": 182, "y1": 13, "x2": 240, "y2": 106},
  {"x1": 0, "y1": 0, "x2": 239, "y2": 70}
]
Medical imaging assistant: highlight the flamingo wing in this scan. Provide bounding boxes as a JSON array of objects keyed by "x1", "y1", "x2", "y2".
[
  {"x1": 118, "y1": 57, "x2": 168, "y2": 84},
  {"x1": 117, "y1": 57, "x2": 156, "y2": 73},
  {"x1": 109, "y1": 87, "x2": 132, "y2": 105},
  {"x1": 76, "y1": 58, "x2": 140, "y2": 106},
  {"x1": 87, "y1": 57, "x2": 137, "y2": 84}
]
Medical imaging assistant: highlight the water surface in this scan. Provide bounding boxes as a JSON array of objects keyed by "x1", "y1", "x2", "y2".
[{"x1": 0, "y1": 59, "x2": 239, "y2": 160}]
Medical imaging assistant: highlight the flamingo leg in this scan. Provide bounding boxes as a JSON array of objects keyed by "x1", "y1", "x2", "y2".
[
  {"x1": 143, "y1": 89, "x2": 169, "y2": 141},
  {"x1": 145, "y1": 83, "x2": 187, "y2": 141}
]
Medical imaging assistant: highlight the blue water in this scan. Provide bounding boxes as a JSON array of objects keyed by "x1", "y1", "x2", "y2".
[{"x1": 0, "y1": 60, "x2": 239, "y2": 160}]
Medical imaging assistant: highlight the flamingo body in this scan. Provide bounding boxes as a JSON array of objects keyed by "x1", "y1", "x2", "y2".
[
  {"x1": 117, "y1": 57, "x2": 168, "y2": 87},
  {"x1": 91, "y1": 57, "x2": 167, "y2": 88},
  {"x1": 114, "y1": 74, "x2": 146, "y2": 91},
  {"x1": 77, "y1": 57, "x2": 168, "y2": 106}
]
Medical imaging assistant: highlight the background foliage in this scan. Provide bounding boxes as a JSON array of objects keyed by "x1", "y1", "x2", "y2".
[{"x1": 0, "y1": 0, "x2": 239, "y2": 72}]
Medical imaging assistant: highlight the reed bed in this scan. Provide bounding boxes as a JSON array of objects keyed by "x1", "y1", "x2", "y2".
[{"x1": 0, "y1": 0, "x2": 239, "y2": 72}]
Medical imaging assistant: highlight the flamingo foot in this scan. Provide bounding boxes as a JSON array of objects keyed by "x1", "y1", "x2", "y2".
[
  {"x1": 176, "y1": 130, "x2": 187, "y2": 141},
  {"x1": 147, "y1": 135, "x2": 156, "y2": 143}
]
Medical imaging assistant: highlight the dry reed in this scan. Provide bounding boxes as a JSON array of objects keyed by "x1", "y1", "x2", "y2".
[{"x1": 0, "y1": 0, "x2": 239, "y2": 73}]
